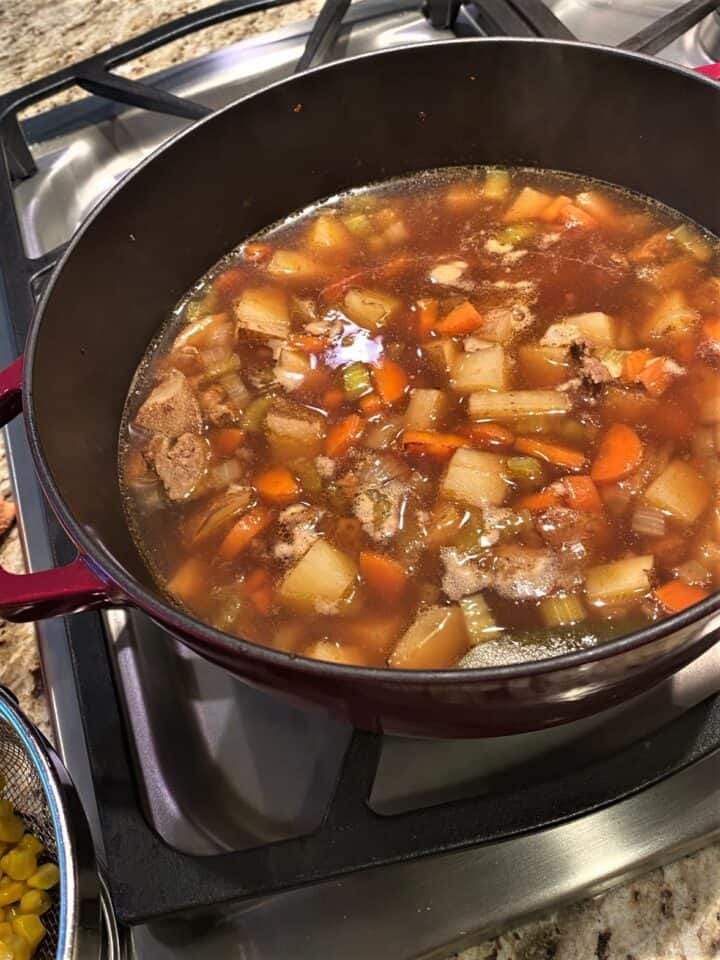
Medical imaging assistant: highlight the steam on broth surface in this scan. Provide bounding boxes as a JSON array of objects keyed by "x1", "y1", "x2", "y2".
[{"x1": 120, "y1": 167, "x2": 720, "y2": 670}]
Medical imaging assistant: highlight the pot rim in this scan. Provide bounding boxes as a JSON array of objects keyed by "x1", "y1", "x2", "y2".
[{"x1": 24, "y1": 36, "x2": 720, "y2": 686}]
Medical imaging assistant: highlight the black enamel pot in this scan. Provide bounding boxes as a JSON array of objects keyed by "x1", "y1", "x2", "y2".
[{"x1": 2, "y1": 39, "x2": 719, "y2": 737}]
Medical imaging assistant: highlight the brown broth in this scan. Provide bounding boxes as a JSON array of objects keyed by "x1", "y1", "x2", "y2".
[{"x1": 119, "y1": 166, "x2": 720, "y2": 670}]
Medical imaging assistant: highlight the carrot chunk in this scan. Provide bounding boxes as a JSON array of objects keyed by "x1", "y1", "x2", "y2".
[
  {"x1": 514, "y1": 437, "x2": 587, "y2": 470},
  {"x1": 702, "y1": 319, "x2": 720, "y2": 341},
  {"x1": 401, "y1": 430, "x2": 470, "y2": 460},
  {"x1": 435, "y1": 301, "x2": 484, "y2": 336},
  {"x1": 326, "y1": 414, "x2": 364, "y2": 457},
  {"x1": 213, "y1": 266, "x2": 246, "y2": 296},
  {"x1": 373, "y1": 357, "x2": 409, "y2": 404},
  {"x1": 322, "y1": 387, "x2": 345, "y2": 410},
  {"x1": 590, "y1": 424, "x2": 643, "y2": 483},
  {"x1": 218, "y1": 506, "x2": 273, "y2": 561},
  {"x1": 288, "y1": 334, "x2": 329, "y2": 353},
  {"x1": 254, "y1": 466, "x2": 300, "y2": 506},
  {"x1": 211, "y1": 428, "x2": 245, "y2": 457},
  {"x1": 637, "y1": 356, "x2": 674, "y2": 397},
  {"x1": 654, "y1": 581, "x2": 709, "y2": 613},
  {"x1": 359, "y1": 392, "x2": 383, "y2": 416},
  {"x1": 622, "y1": 349, "x2": 654, "y2": 383},
  {"x1": 242, "y1": 568, "x2": 275, "y2": 615},
  {"x1": 563, "y1": 475, "x2": 603, "y2": 512},
  {"x1": 459, "y1": 422, "x2": 515, "y2": 448},
  {"x1": 244, "y1": 242, "x2": 273, "y2": 263},
  {"x1": 359, "y1": 551, "x2": 408, "y2": 600},
  {"x1": 515, "y1": 487, "x2": 562, "y2": 511},
  {"x1": 416, "y1": 298, "x2": 438, "y2": 339}
]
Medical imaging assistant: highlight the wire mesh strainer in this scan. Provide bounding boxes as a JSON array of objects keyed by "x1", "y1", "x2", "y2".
[{"x1": 0, "y1": 687, "x2": 106, "y2": 959}]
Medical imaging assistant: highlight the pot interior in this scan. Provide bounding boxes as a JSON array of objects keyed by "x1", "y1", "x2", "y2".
[{"x1": 29, "y1": 39, "x2": 720, "y2": 597}]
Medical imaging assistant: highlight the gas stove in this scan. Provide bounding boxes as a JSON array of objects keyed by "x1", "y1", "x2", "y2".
[{"x1": 1, "y1": 1, "x2": 720, "y2": 958}]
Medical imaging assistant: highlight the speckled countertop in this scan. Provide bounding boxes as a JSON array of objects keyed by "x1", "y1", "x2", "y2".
[{"x1": 1, "y1": 3, "x2": 719, "y2": 957}]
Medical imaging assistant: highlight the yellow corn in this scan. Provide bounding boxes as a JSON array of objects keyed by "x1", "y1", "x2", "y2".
[
  {"x1": 0, "y1": 882, "x2": 25, "y2": 908},
  {"x1": 18, "y1": 891, "x2": 49, "y2": 917},
  {"x1": 0, "y1": 925, "x2": 10, "y2": 941},
  {"x1": 0, "y1": 939, "x2": 11, "y2": 960},
  {"x1": 12, "y1": 915, "x2": 45, "y2": 952},
  {"x1": 26, "y1": 864, "x2": 58, "y2": 891},
  {"x1": 3, "y1": 932, "x2": 30, "y2": 960},
  {"x1": 0, "y1": 818, "x2": 23, "y2": 846},
  {"x1": 15, "y1": 837, "x2": 42, "y2": 860},
  {"x1": 0, "y1": 851, "x2": 36, "y2": 884}
]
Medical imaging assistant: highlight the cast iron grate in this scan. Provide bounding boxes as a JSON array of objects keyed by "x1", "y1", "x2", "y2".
[{"x1": 0, "y1": 0, "x2": 719, "y2": 927}]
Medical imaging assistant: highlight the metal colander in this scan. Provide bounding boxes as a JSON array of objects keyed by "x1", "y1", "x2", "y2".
[{"x1": 0, "y1": 688, "x2": 109, "y2": 960}]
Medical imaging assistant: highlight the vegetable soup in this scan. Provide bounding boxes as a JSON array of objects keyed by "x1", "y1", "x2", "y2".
[{"x1": 120, "y1": 167, "x2": 720, "y2": 670}]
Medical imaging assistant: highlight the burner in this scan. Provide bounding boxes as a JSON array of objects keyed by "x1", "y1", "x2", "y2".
[{"x1": 0, "y1": 2, "x2": 719, "y2": 958}]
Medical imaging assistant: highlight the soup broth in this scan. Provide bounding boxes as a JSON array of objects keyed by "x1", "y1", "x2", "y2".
[{"x1": 120, "y1": 167, "x2": 720, "y2": 670}]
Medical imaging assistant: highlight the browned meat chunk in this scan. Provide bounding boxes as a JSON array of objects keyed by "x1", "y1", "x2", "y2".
[
  {"x1": 440, "y1": 547, "x2": 492, "y2": 601},
  {"x1": 146, "y1": 433, "x2": 207, "y2": 501},
  {"x1": 199, "y1": 385, "x2": 236, "y2": 426},
  {"x1": 135, "y1": 370, "x2": 202, "y2": 438},
  {"x1": 535, "y1": 507, "x2": 605, "y2": 563},
  {"x1": 579, "y1": 353, "x2": 613, "y2": 386},
  {"x1": 697, "y1": 337, "x2": 720, "y2": 368},
  {"x1": 490, "y1": 545, "x2": 564, "y2": 601},
  {"x1": 272, "y1": 504, "x2": 326, "y2": 561}
]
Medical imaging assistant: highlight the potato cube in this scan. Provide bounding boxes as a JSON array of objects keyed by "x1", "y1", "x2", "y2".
[
  {"x1": 343, "y1": 288, "x2": 401, "y2": 330},
  {"x1": 542, "y1": 313, "x2": 616, "y2": 348},
  {"x1": 275, "y1": 348, "x2": 311, "y2": 393},
  {"x1": 644, "y1": 460, "x2": 712, "y2": 523},
  {"x1": 389, "y1": 605, "x2": 468, "y2": 669},
  {"x1": 585, "y1": 555, "x2": 654, "y2": 605},
  {"x1": 267, "y1": 249, "x2": 325, "y2": 281},
  {"x1": 424, "y1": 339, "x2": 460, "y2": 375},
  {"x1": 403, "y1": 389, "x2": 449, "y2": 430},
  {"x1": 266, "y1": 400, "x2": 326, "y2": 460},
  {"x1": 306, "y1": 214, "x2": 354, "y2": 256},
  {"x1": 280, "y1": 540, "x2": 357, "y2": 613},
  {"x1": 517, "y1": 345, "x2": 572, "y2": 387},
  {"x1": 234, "y1": 286, "x2": 290, "y2": 339},
  {"x1": 441, "y1": 448, "x2": 508, "y2": 507},
  {"x1": 451, "y1": 345, "x2": 508, "y2": 393},
  {"x1": 503, "y1": 187, "x2": 553, "y2": 223},
  {"x1": 304, "y1": 641, "x2": 369, "y2": 666}
]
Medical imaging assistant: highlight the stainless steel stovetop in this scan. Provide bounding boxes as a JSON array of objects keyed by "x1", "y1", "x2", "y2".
[{"x1": 2, "y1": 2, "x2": 720, "y2": 958}]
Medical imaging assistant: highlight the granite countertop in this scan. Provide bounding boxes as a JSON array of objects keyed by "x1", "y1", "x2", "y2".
[{"x1": 1, "y1": 2, "x2": 719, "y2": 957}]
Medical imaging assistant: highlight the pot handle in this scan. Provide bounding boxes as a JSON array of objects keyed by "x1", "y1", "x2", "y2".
[
  {"x1": 696, "y1": 63, "x2": 720, "y2": 80},
  {"x1": 0, "y1": 356, "x2": 115, "y2": 621}
]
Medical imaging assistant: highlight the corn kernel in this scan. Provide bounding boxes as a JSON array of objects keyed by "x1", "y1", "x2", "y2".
[
  {"x1": 15, "y1": 838, "x2": 42, "y2": 860},
  {"x1": 0, "y1": 881, "x2": 25, "y2": 907},
  {"x1": 18, "y1": 891, "x2": 49, "y2": 917},
  {"x1": 0, "y1": 925, "x2": 10, "y2": 941},
  {"x1": 26, "y1": 864, "x2": 58, "y2": 891},
  {"x1": 0, "y1": 819, "x2": 23, "y2": 846},
  {"x1": 0, "y1": 939, "x2": 12, "y2": 960},
  {"x1": 0, "y1": 909, "x2": 5, "y2": 923},
  {"x1": 4, "y1": 932, "x2": 30, "y2": 960},
  {"x1": 0, "y1": 852, "x2": 36, "y2": 884},
  {"x1": 12, "y1": 915, "x2": 45, "y2": 952}
]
